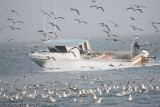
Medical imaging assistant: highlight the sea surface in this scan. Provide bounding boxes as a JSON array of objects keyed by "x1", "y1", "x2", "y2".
[{"x1": 0, "y1": 35, "x2": 160, "y2": 107}]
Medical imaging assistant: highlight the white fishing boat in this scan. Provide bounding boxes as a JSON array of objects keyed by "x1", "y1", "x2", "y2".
[
  {"x1": 29, "y1": 38, "x2": 150, "y2": 71},
  {"x1": 29, "y1": 0, "x2": 150, "y2": 71}
]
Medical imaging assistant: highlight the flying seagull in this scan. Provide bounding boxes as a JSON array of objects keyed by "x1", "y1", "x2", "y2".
[
  {"x1": 74, "y1": 19, "x2": 87, "y2": 24},
  {"x1": 27, "y1": 44, "x2": 40, "y2": 48},
  {"x1": 7, "y1": 18, "x2": 23, "y2": 24},
  {"x1": 7, "y1": 38, "x2": 14, "y2": 41},
  {"x1": 92, "y1": 0, "x2": 97, "y2": 2},
  {"x1": 70, "y1": 8, "x2": 80, "y2": 15},
  {"x1": 10, "y1": 9, "x2": 20, "y2": 16},
  {"x1": 131, "y1": 5, "x2": 147, "y2": 9},
  {"x1": 126, "y1": 7, "x2": 143, "y2": 13},
  {"x1": 90, "y1": 5, "x2": 104, "y2": 12},
  {"x1": 130, "y1": 25, "x2": 143, "y2": 31},
  {"x1": 7, "y1": 26, "x2": 21, "y2": 30},
  {"x1": 50, "y1": 12, "x2": 65, "y2": 20},
  {"x1": 49, "y1": 22, "x2": 60, "y2": 31},
  {"x1": 136, "y1": 8, "x2": 143, "y2": 13},
  {"x1": 99, "y1": 23, "x2": 110, "y2": 32},
  {"x1": 102, "y1": 30, "x2": 118, "y2": 37},
  {"x1": 40, "y1": 10, "x2": 51, "y2": 17},
  {"x1": 109, "y1": 20, "x2": 119, "y2": 27},
  {"x1": 105, "y1": 38, "x2": 125, "y2": 43}
]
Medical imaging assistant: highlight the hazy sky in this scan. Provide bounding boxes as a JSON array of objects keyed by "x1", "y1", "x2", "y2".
[{"x1": 0, "y1": 0, "x2": 160, "y2": 42}]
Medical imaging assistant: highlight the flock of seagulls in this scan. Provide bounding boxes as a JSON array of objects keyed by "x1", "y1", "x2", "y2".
[
  {"x1": 0, "y1": 9, "x2": 23, "y2": 41},
  {"x1": 0, "y1": 67, "x2": 160, "y2": 105},
  {"x1": 1, "y1": 2, "x2": 160, "y2": 44}
]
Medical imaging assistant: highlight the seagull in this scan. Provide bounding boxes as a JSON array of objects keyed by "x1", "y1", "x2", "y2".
[
  {"x1": 40, "y1": 10, "x2": 51, "y2": 17},
  {"x1": 38, "y1": 30, "x2": 47, "y2": 36},
  {"x1": 7, "y1": 18, "x2": 23, "y2": 24},
  {"x1": 7, "y1": 38, "x2": 14, "y2": 41},
  {"x1": 128, "y1": 94, "x2": 132, "y2": 101},
  {"x1": 54, "y1": 32, "x2": 60, "y2": 38},
  {"x1": 10, "y1": 9, "x2": 20, "y2": 16},
  {"x1": 150, "y1": 21, "x2": 160, "y2": 25},
  {"x1": 27, "y1": 44, "x2": 40, "y2": 48},
  {"x1": 126, "y1": 7, "x2": 143, "y2": 13},
  {"x1": 74, "y1": 19, "x2": 87, "y2": 24},
  {"x1": 129, "y1": 17, "x2": 140, "y2": 20},
  {"x1": 136, "y1": 8, "x2": 143, "y2": 13},
  {"x1": 99, "y1": 23, "x2": 110, "y2": 32},
  {"x1": 49, "y1": 22, "x2": 60, "y2": 31},
  {"x1": 129, "y1": 25, "x2": 143, "y2": 31},
  {"x1": 38, "y1": 30, "x2": 55, "y2": 37},
  {"x1": 109, "y1": 20, "x2": 119, "y2": 27},
  {"x1": 90, "y1": 97, "x2": 102, "y2": 104},
  {"x1": 131, "y1": 5, "x2": 147, "y2": 9},
  {"x1": 106, "y1": 38, "x2": 125, "y2": 43},
  {"x1": 70, "y1": 8, "x2": 80, "y2": 15},
  {"x1": 49, "y1": 97, "x2": 56, "y2": 103},
  {"x1": 7, "y1": 26, "x2": 21, "y2": 30},
  {"x1": 73, "y1": 98, "x2": 85, "y2": 103},
  {"x1": 90, "y1": 5, "x2": 104, "y2": 12},
  {"x1": 102, "y1": 30, "x2": 118, "y2": 37},
  {"x1": 92, "y1": 0, "x2": 97, "y2": 2},
  {"x1": 50, "y1": 12, "x2": 65, "y2": 20},
  {"x1": 109, "y1": 64, "x2": 120, "y2": 70},
  {"x1": 156, "y1": 29, "x2": 160, "y2": 33},
  {"x1": 147, "y1": 56, "x2": 156, "y2": 60},
  {"x1": 126, "y1": 7, "x2": 136, "y2": 11},
  {"x1": 47, "y1": 56, "x2": 56, "y2": 61},
  {"x1": 93, "y1": 94, "x2": 97, "y2": 99},
  {"x1": 152, "y1": 24, "x2": 158, "y2": 30}
]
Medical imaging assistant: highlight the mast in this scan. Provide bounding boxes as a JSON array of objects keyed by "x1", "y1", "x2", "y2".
[
  {"x1": 43, "y1": 0, "x2": 46, "y2": 32},
  {"x1": 54, "y1": 0, "x2": 57, "y2": 32}
]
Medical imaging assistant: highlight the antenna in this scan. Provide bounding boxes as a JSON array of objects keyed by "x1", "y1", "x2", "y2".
[
  {"x1": 43, "y1": 0, "x2": 46, "y2": 32},
  {"x1": 54, "y1": 0, "x2": 57, "y2": 32},
  {"x1": 43, "y1": 0, "x2": 49, "y2": 43}
]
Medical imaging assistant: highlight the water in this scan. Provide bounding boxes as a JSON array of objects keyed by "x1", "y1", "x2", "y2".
[{"x1": 0, "y1": 36, "x2": 160, "y2": 107}]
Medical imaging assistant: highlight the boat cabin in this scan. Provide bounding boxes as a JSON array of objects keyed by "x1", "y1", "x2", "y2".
[{"x1": 44, "y1": 39, "x2": 92, "y2": 54}]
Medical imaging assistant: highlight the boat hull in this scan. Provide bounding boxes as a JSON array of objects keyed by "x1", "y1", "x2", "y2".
[{"x1": 31, "y1": 57, "x2": 48, "y2": 67}]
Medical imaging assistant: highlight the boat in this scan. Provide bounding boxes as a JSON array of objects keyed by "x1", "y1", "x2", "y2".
[
  {"x1": 29, "y1": 38, "x2": 150, "y2": 71},
  {"x1": 29, "y1": 1, "x2": 150, "y2": 71}
]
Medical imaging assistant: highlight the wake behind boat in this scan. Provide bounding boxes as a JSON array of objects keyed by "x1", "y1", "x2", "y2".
[{"x1": 29, "y1": 38, "x2": 150, "y2": 71}]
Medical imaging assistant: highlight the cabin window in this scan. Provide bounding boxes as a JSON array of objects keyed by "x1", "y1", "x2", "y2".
[
  {"x1": 48, "y1": 46, "x2": 67, "y2": 53},
  {"x1": 84, "y1": 42, "x2": 88, "y2": 50},
  {"x1": 79, "y1": 45, "x2": 84, "y2": 54}
]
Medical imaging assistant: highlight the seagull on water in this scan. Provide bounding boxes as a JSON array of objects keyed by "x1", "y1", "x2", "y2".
[
  {"x1": 90, "y1": 97, "x2": 103, "y2": 104},
  {"x1": 128, "y1": 94, "x2": 132, "y2": 101},
  {"x1": 73, "y1": 98, "x2": 85, "y2": 103},
  {"x1": 49, "y1": 97, "x2": 56, "y2": 103}
]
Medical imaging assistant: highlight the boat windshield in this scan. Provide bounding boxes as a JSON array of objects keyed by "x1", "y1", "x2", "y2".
[{"x1": 48, "y1": 46, "x2": 67, "y2": 53}]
